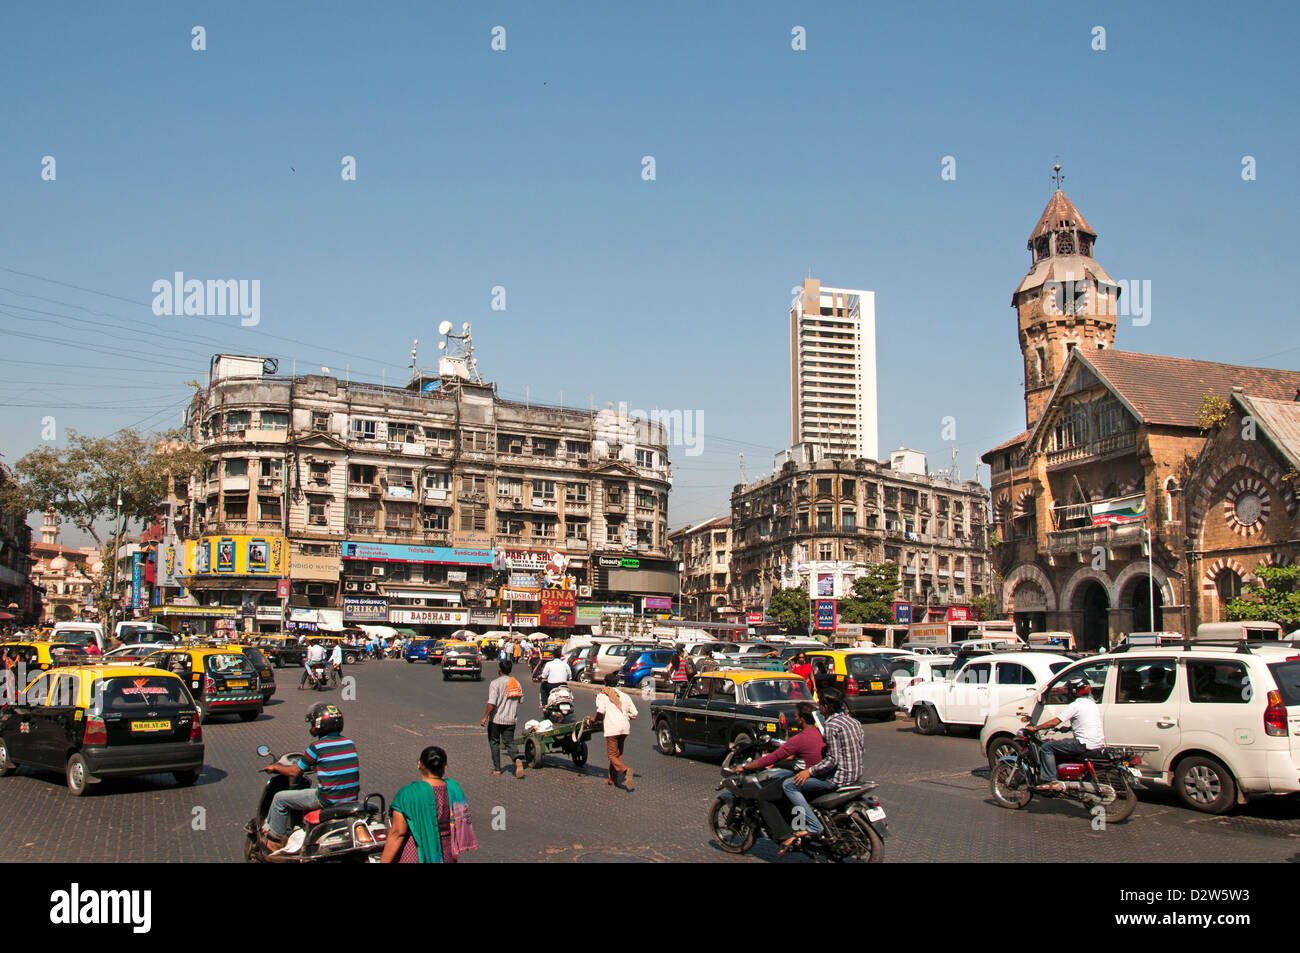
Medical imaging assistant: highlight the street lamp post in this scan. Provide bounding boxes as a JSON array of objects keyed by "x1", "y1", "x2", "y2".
[
  {"x1": 106, "y1": 487, "x2": 124, "y2": 629},
  {"x1": 1144, "y1": 524, "x2": 1156, "y2": 632}
]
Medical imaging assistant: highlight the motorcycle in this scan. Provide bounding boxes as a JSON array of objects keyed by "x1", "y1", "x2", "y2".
[
  {"x1": 708, "y1": 739, "x2": 887, "y2": 863},
  {"x1": 243, "y1": 745, "x2": 388, "y2": 863},
  {"x1": 990, "y1": 726, "x2": 1142, "y2": 822},
  {"x1": 300, "y1": 661, "x2": 332, "y2": 691},
  {"x1": 543, "y1": 685, "x2": 575, "y2": 723}
]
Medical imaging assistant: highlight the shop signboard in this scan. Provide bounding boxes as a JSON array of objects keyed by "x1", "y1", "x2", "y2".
[
  {"x1": 343, "y1": 597, "x2": 390, "y2": 622},
  {"x1": 342, "y1": 541, "x2": 492, "y2": 565},
  {"x1": 539, "y1": 588, "x2": 576, "y2": 627}
]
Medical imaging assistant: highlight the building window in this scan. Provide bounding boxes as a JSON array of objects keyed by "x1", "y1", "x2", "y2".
[
  {"x1": 564, "y1": 482, "x2": 588, "y2": 503},
  {"x1": 460, "y1": 474, "x2": 487, "y2": 496},
  {"x1": 348, "y1": 464, "x2": 376, "y2": 486},
  {"x1": 307, "y1": 496, "x2": 329, "y2": 525},
  {"x1": 636, "y1": 449, "x2": 655, "y2": 468},
  {"x1": 261, "y1": 458, "x2": 282, "y2": 478},
  {"x1": 387, "y1": 467, "x2": 414, "y2": 489},
  {"x1": 459, "y1": 506, "x2": 487, "y2": 532},
  {"x1": 350, "y1": 418, "x2": 377, "y2": 440},
  {"x1": 463, "y1": 431, "x2": 490, "y2": 452},
  {"x1": 531, "y1": 518, "x2": 556, "y2": 538},
  {"x1": 497, "y1": 477, "x2": 522, "y2": 499},
  {"x1": 311, "y1": 411, "x2": 330, "y2": 432},
  {"x1": 564, "y1": 440, "x2": 589, "y2": 459},
  {"x1": 842, "y1": 509, "x2": 856, "y2": 531},
  {"x1": 424, "y1": 427, "x2": 453, "y2": 445},
  {"x1": 797, "y1": 511, "x2": 809, "y2": 533},
  {"x1": 816, "y1": 508, "x2": 833, "y2": 531},
  {"x1": 347, "y1": 501, "x2": 377, "y2": 530},
  {"x1": 260, "y1": 411, "x2": 289, "y2": 432},
  {"x1": 818, "y1": 543, "x2": 833, "y2": 560},
  {"x1": 842, "y1": 479, "x2": 855, "y2": 497},
  {"x1": 223, "y1": 495, "x2": 248, "y2": 520},
  {"x1": 423, "y1": 471, "x2": 451, "y2": 491},
  {"x1": 637, "y1": 521, "x2": 653, "y2": 546},
  {"x1": 1215, "y1": 569, "x2": 1242, "y2": 606},
  {"x1": 636, "y1": 488, "x2": 656, "y2": 509},
  {"x1": 498, "y1": 433, "x2": 525, "y2": 454},
  {"x1": 497, "y1": 517, "x2": 524, "y2": 536},
  {"x1": 309, "y1": 462, "x2": 331, "y2": 485},
  {"x1": 565, "y1": 520, "x2": 588, "y2": 540},
  {"x1": 258, "y1": 496, "x2": 281, "y2": 521},
  {"x1": 225, "y1": 458, "x2": 248, "y2": 478},
  {"x1": 533, "y1": 479, "x2": 557, "y2": 501},
  {"x1": 1035, "y1": 347, "x2": 1046, "y2": 385},
  {"x1": 817, "y1": 478, "x2": 833, "y2": 496},
  {"x1": 422, "y1": 510, "x2": 449, "y2": 531},
  {"x1": 225, "y1": 410, "x2": 250, "y2": 432},
  {"x1": 533, "y1": 438, "x2": 557, "y2": 458},
  {"x1": 388, "y1": 422, "x2": 416, "y2": 443}
]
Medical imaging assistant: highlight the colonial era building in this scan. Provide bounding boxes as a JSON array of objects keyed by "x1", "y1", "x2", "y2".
[
  {"x1": 983, "y1": 180, "x2": 1300, "y2": 648},
  {"x1": 29, "y1": 513, "x2": 102, "y2": 623},
  {"x1": 169, "y1": 347, "x2": 675, "y2": 633},
  {"x1": 668, "y1": 515, "x2": 733, "y2": 620},
  {"x1": 0, "y1": 466, "x2": 35, "y2": 625},
  {"x1": 729, "y1": 446, "x2": 992, "y2": 620}
]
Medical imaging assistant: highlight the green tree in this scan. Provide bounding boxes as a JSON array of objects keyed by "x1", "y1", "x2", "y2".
[
  {"x1": 0, "y1": 429, "x2": 206, "y2": 618},
  {"x1": 1223, "y1": 566, "x2": 1300, "y2": 629},
  {"x1": 839, "y1": 563, "x2": 900, "y2": 625},
  {"x1": 970, "y1": 593, "x2": 998, "y2": 621},
  {"x1": 767, "y1": 587, "x2": 810, "y2": 633}
]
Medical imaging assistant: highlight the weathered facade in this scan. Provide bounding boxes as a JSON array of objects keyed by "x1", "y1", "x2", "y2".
[
  {"x1": 174, "y1": 353, "x2": 673, "y2": 632},
  {"x1": 667, "y1": 516, "x2": 733, "y2": 621},
  {"x1": 728, "y1": 453, "x2": 991, "y2": 619}
]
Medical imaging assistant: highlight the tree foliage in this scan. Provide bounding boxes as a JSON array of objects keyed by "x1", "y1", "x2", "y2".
[
  {"x1": 0, "y1": 428, "x2": 206, "y2": 594},
  {"x1": 970, "y1": 593, "x2": 998, "y2": 622},
  {"x1": 1223, "y1": 566, "x2": 1300, "y2": 630},
  {"x1": 839, "y1": 563, "x2": 900, "y2": 625},
  {"x1": 767, "y1": 587, "x2": 810, "y2": 633}
]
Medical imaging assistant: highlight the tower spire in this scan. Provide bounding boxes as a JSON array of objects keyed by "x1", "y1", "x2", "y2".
[{"x1": 1051, "y1": 159, "x2": 1064, "y2": 190}]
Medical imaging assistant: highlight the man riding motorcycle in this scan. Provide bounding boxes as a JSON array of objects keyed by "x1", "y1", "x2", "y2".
[
  {"x1": 260, "y1": 703, "x2": 360, "y2": 853},
  {"x1": 300, "y1": 639, "x2": 328, "y2": 689},
  {"x1": 1023, "y1": 676, "x2": 1104, "y2": 793},
  {"x1": 782, "y1": 688, "x2": 865, "y2": 839},
  {"x1": 735, "y1": 702, "x2": 824, "y2": 853}
]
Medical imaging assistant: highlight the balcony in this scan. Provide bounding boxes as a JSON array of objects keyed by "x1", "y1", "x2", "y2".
[
  {"x1": 423, "y1": 530, "x2": 452, "y2": 545},
  {"x1": 204, "y1": 519, "x2": 283, "y2": 535},
  {"x1": 1046, "y1": 430, "x2": 1137, "y2": 468},
  {"x1": 347, "y1": 483, "x2": 379, "y2": 499},
  {"x1": 1046, "y1": 519, "x2": 1145, "y2": 557},
  {"x1": 605, "y1": 499, "x2": 626, "y2": 514},
  {"x1": 531, "y1": 498, "x2": 558, "y2": 513},
  {"x1": 563, "y1": 500, "x2": 589, "y2": 514}
]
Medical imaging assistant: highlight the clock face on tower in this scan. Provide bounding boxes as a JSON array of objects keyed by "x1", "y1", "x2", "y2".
[
  {"x1": 1233, "y1": 491, "x2": 1261, "y2": 527},
  {"x1": 1223, "y1": 479, "x2": 1270, "y2": 537}
]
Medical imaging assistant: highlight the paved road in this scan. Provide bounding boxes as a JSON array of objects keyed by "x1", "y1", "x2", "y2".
[{"x1": 2, "y1": 659, "x2": 1299, "y2": 863}]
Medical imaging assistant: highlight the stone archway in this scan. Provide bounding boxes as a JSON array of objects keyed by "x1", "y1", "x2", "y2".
[
  {"x1": 1060, "y1": 566, "x2": 1115, "y2": 652},
  {"x1": 1003, "y1": 563, "x2": 1056, "y2": 638}
]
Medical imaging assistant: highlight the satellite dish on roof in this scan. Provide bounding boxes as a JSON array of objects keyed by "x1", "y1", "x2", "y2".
[{"x1": 438, "y1": 320, "x2": 453, "y2": 336}]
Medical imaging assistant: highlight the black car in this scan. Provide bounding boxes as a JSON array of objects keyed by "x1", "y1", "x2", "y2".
[
  {"x1": 650, "y1": 670, "x2": 813, "y2": 760},
  {"x1": 441, "y1": 644, "x2": 482, "y2": 681}
]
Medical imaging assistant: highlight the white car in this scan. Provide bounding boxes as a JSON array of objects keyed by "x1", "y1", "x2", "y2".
[
  {"x1": 908, "y1": 651, "x2": 1074, "y2": 735},
  {"x1": 102, "y1": 644, "x2": 166, "y2": 664},
  {"x1": 889, "y1": 654, "x2": 958, "y2": 709},
  {"x1": 980, "y1": 640, "x2": 1300, "y2": 814}
]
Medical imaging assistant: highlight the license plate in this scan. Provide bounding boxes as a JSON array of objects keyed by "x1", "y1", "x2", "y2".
[
  {"x1": 455, "y1": 661, "x2": 466, "y2": 666},
  {"x1": 866, "y1": 806, "x2": 886, "y2": 822},
  {"x1": 870, "y1": 682, "x2": 884, "y2": 691},
  {"x1": 226, "y1": 680, "x2": 248, "y2": 688},
  {"x1": 765, "y1": 723, "x2": 777, "y2": 732},
  {"x1": 131, "y1": 720, "x2": 171, "y2": 732}
]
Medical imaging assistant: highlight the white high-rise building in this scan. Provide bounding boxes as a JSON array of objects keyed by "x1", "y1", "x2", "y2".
[{"x1": 789, "y1": 278, "x2": 878, "y2": 460}]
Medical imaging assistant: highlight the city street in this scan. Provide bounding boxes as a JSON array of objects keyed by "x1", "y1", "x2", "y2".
[{"x1": 1, "y1": 659, "x2": 1298, "y2": 864}]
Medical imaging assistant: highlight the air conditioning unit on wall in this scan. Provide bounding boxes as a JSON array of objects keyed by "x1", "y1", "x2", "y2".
[
  {"x1": 371, "y1": 566, "x2": 385, "y2": 576},
  {"x1": 362, "y1": 581, "x2": 378, "y2": 593},
  {"x1": 579, "y1": 585, "x2": 593, "y2": 598}
]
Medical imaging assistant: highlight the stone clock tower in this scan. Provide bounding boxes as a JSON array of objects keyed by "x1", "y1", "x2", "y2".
[{"x1": 1013, "y1": 167, "x2": 1120, "y2": 428}]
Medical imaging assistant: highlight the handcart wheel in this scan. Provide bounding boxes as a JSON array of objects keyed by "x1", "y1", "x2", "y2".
[
  {"x1": 571, "y1": 741, "x2": 588, "y2": 769},
  {"x1": 527, "y1": 737, "x2": 544, "y2": 769}
]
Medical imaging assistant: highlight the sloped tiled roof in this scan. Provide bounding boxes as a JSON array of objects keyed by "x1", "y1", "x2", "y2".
[
  {"x1": 1081, "y1": 350, "x2": 1300, "y2": 429},
  {"x1": 981, "y1": 430, "x2": 1029, "y2": 462},
  {"x1": 1014, "y1": 255, "x2": 1118, "y2": 297},
  {"x1": 1028, "y1": 189, "x2": 1095, "y2": 242},
  {"x1": 1233, "y1": 393, "x2": 1300, "y2": 472}
]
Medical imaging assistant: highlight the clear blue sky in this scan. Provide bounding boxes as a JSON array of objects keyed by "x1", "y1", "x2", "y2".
[{"x1": 3, "y1": 0, "x2": 1297, "y2": 539}]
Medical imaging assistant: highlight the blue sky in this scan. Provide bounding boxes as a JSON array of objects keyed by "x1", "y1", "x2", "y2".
[{"x1": 3, "y1": 0, "x2": 1297, "y2": 538}]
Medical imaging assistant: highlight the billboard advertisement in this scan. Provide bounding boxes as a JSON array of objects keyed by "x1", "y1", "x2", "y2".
[
  {"x1": 342, "y1": 541, "x2": 493, "y2": 565},
  {"x1": 343, "y1": 597, "x2": 389, "y2": 622},
  {"x1": 540, "y1": 588, "x2": 576, "y2": 627},
  {"x1": 643, "y1": 596, "x2": 672, "y2": 612},
  {"x1": 893, "y1": 602, "x2": 913, "y2": 625},
  {"x1": 185, "y1": 535, "x2": 287, "y2": 576},
  {"x1": 814, "y1": 599, "x2": 837, "y2": 631},
  {"x1": 816, "y1": 573, "x2": 834, "y2": 598}
]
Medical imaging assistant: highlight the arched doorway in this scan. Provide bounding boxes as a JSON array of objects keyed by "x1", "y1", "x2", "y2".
[
  {"x1": 1075, "y1": 581, "x2": 1110, "y2": 652},
  {"x1": 1130, "y1": 576, "x2": 1164, "y2": 632},
  {"x1": 53, "y1": 604, "x2": 74, "y2": 622}
]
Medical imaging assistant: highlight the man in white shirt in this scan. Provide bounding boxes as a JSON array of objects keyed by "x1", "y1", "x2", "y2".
[
  {"x1": 1025, "y1": 676, "x2": 1105, "y2": 791},
  {"x1": 596, "y1": 672, "x2": 638, "y2": 790},
  {"x1": 539, "y1": 648, "x2": 572, "y2": 709},
  {"x1": 301, "y1": 640, "x2": 328, "y2": 689}
]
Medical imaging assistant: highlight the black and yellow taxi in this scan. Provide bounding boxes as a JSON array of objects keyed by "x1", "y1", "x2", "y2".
[
  {"x1": 0, "y1": 664, "x2": 204, "y2": 796},
  {"x1": 440, "y1": 640, "x2": 483, "y2": 681},
  {"x1": 253, "y1": 634, "x2": 304, "y2": 669},
  {"x1": 651, "y1": 669, "x2": 813, "y2": 758},
  {"x1": 209, "y1": 643, "x2": 277, "y2": 703},
  {"x1": 1, "y1": 640, "x2": 88, "y2": 673},
  {"x1": 805, "y1": 649, "x2": 898, "y2": 721},
  {"x1": 139, "y1": 646, "x2": 264, "y2": 722}
]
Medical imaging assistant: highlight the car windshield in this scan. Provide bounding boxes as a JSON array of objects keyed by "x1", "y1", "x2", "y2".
[
  {"x1": 204, "y1": 654, "x2": 255, "y2": 675},
  {"x1": 95, "y1": 675, "x2": 192, "y2": 711},
  {"x1": 445, "y1": 646, "x2": 477, "y2": 658},
  {"x1": 51, "y1": 630, "x2": 96, "y2": 646},
  {"x1": 930, "y1": 663, "x2": 955, "y2": 680},
  {"x1": 847, "y1": 655, "x2": 893, "y2": 679},
  {"x1": 744, "y1": 678, "x2": 812, "y2": 703}
]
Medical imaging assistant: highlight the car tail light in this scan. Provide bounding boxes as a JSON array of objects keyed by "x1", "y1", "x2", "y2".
[
  {"x1": 845, "y1": 676, "x2": 859, "y2": 696},
  {"x1": 83, "y1": 715, "x2": 108, "y2": 745},
  {"x1": 203, "y1": 675, "x2": 215, "y2": 695},
  {"x1": 1264, "y1": 690, "x2": 1287, "y2": 737},
  {"x1": 190, "y1": 711, "x2": 203, "y2": 742}
]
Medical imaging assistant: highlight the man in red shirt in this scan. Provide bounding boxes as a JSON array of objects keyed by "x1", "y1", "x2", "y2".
[{"x1": 735, "y1": 702, "x2": 825, "y2": 852}]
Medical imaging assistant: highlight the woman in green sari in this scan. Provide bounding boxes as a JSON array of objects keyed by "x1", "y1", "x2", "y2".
[{"x1": 381, "y1": 746, "x2": 470, "y2": 863}]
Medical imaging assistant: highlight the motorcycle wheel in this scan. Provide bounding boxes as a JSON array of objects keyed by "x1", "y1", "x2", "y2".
[
  {"x1": 990, "y1": 761, "x2": 1032, "y2": 809},
  {"x1": 825, "y1": 814, "x2": 882, "y2": 863},
  {"x1": 708, "y1": 795, "x2": 757, "y2": 854},
  {"x1": 1098, "y1": 769, "x2": 1137, "y2": 823}
]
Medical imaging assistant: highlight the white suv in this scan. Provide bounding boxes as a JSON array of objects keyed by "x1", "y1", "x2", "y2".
[
  {"x1": 980, "y1": 642, "x2": 1300, "y2": 814},
  {"x1": 908, "y1": 651, "x2": 1074, "y2": 734}
]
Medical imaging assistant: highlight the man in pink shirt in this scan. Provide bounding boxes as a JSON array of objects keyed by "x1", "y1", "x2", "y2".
[{"x1": 735, "y1": 702, "x2": 825, "y2": 851}]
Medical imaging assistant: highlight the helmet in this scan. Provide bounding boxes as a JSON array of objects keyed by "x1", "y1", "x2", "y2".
[
  {"x1": 305, "y1": 702, "x2": 343, "y2": 737},
  {"x1": 1065, "y1": 676, "x2": 1091, "y2": 698}
]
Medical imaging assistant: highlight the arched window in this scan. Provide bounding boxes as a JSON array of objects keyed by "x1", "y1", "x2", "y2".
[
  {"x1": 1215, "y1": 568, "x2": 1242, "y2": 605},
  {"x1": 1164, "y1": 477, "x2": 1178, "y2": 521}
]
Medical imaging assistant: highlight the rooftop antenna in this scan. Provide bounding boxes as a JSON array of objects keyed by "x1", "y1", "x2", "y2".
[
  {"x1": 738, "y1": 451, "x2": 747, "y2": 485},
  {"x1": 1052, "y1": 159, "x2": 1064, "y2": 191},
  {"x1": 947, "y1": 445, "x2": 961, "y2": 482}
]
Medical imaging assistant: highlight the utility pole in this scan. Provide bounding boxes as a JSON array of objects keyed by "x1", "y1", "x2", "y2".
[{"x1": 106, "y1": 486, "x2": 124, "y2": 630}]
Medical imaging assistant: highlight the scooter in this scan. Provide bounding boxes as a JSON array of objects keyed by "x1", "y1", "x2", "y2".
[
  {"x1": 543, "y1": 685, "x2": 575, "y2": 723},
  {"x1": 708, "y1": 739, "x2": 887, "y2": 863},
  {"x1": 990, "y1": 726, "x2": 1142, "y2": 822},
  {"x1": 243, "y1": 745, "x2": 388, "y2": 863}
]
